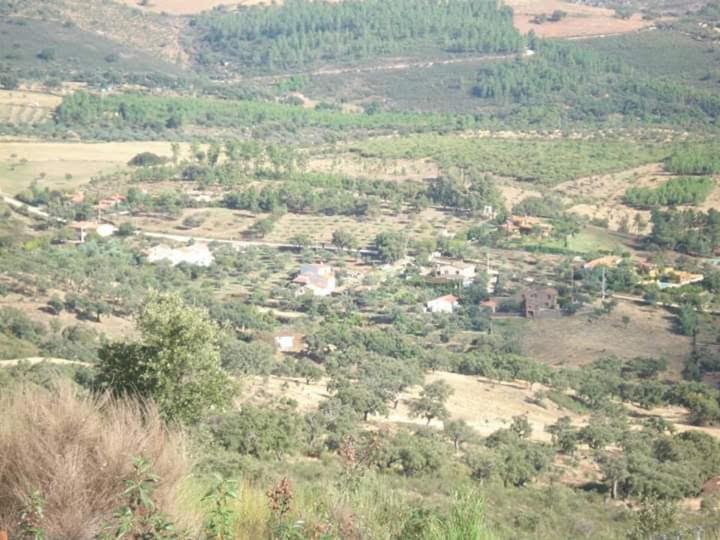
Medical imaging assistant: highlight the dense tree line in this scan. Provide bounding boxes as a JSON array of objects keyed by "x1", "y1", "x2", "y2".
[
  {"x1": 650, "y1": 208, "x2": 720, "y2": 255},
  {"x1": 665, "y1": 144, "x2": 720, "y2": 175},
  {"x1": 624, "y1": 177, "x2": 714, "y2": 208},
  {"x1": 193, "y1": 0, "x2": 523, "y2": 73},
  {"x1": 473, "y1": 39, "x2": 623, "y2": 104},
  {"x1": 472, "y1": 39, "x2": 720, "y2": 124}
]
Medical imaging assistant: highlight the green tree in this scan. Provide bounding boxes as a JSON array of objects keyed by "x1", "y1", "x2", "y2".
[
  {"x1": 374, "y1": 232, "x2": 408, "y2": 263},
  {"x1": 444, "y1": 419, "x2": 475, "y2": 452},
  {"x1": 332, "y1": 229, "x2": 357, "y2": 250},
  {"x1": 546, "y1": 416, "x2": 577, "y2": 455},
  {"x1": 408, "y1": 380, "x2": 454, "y2": 425},
  {"x1": 678, "y1": 303, "x2": 698, "y2": 337},
  {"x1": 96, "y1": 292, "x2": 235, "y2": 424}
]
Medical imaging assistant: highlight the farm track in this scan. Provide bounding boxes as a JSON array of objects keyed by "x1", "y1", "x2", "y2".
[
  {"x1": 244, "y1": 52, "x2": 521, "y2": 84},
  {"x1": 139, "y1": 230, "x2": 379, "y2": 255},
  {"x1": 0, "y1": 357, "x2": 91, "y2": 368}
]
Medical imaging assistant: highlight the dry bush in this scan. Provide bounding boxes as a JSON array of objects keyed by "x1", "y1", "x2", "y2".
[{"x1": 0, "y1": 382, "x2": 195, "y2": 539}]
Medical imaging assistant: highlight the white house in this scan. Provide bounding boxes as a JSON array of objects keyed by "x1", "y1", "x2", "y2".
[
  {"x1": 293, "y1": 263, "x2": 336, "y2": 297},
  {"x1": 432, "y1": 258, "x2": 477, "y2": 287},
  {"x1": 273, "y1": 332, "x2": 305, "y2": 353},
  {"x1": 146, "y1": 243, "x2": 214, "y2": 267},
  {"x1": 426, "y1": 294, "x2": 459, "y2": 314},
  {"x1": 70, "y1": 221, "x2": 117, "y2": 243}
]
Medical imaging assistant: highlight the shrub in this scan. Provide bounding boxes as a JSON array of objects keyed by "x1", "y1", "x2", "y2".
[
  {"x1": 128, "y1": 152, "x2": 169, "y2": 167},
  {"x1": 0, "y1": 383, "x2": 195, "y2": 539}
]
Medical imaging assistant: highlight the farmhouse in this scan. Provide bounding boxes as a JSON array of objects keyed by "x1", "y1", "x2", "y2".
[
  {"x1": 501, "y1": 215, "x2": 553, "y2": 238},
  {"x1": 522, "y1": 287, "x2": 559, "y2": 318},
  {"x1": 432, "y1": 257, "x2": 477, "y2": 287},
  {"x1": 96, "y1": 194, "x2": 127, "y2": 214},
  {"x1": 146, "y1": 243, "x2": 214, "y2": 267},
  {"x1": 644, "y1": 268, "x2": 705, "y2": 290},
  {"x1": 426, "y1": 294, "x2": 459, "y2": 314},
  {"x1": 70, "y1": 221, "x2": 116, "y2": 243},
  {"x1": 293, "y1": 263, "x2": 337, "y2": 297}
]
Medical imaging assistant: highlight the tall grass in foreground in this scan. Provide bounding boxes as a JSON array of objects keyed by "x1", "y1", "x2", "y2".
[
  {"x1": 0, "y1": 382, "x2": 197, "y2": 539},
  {"x1": 423, "y1": 490, "x2": 496, "y2": 540}
]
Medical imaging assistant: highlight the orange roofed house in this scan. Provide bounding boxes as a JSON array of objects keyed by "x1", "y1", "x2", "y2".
[{"x1": 426, "y1": 294, "x2": 459, "y2": 314}]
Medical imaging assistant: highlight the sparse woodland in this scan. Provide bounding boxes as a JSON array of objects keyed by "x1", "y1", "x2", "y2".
[{"x1": 1, "y1": 0, "x2": 720, "y2": 538}]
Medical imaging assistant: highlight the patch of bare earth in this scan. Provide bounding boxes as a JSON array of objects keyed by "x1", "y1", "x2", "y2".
[
  {"x1": 626, "y1": 403, "x2": 720, "y2": 439},
  {"x1": 555, "y1": 163, "x2": 663, "y2": 233},
  {"x1": 520, "y1": 300, "x2": 691, "y2": 377},
  {"x1": 557, "y1": 164, "x2": 720, "y2": 234},
  {"x1": 240, "y1": 371, "x2": 580, "y2": 443},
  {"x1": 505, "y1": 0, "x2": 654, "y2": 38}
]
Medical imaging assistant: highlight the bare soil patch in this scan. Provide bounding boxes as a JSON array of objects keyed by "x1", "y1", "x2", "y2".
[
  {"x1": 506, "y1": 0, "x2": 653, "y2": 38},
  {"x1": 520, "y1": 300, "x2": 691, "y2": 377},
  {"x1": 555, "y1": 163, "x2": 663, "y2": 233}
]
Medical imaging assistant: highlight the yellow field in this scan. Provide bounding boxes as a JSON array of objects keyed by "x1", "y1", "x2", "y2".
[
  {"x1": 0, "y1": 141, "x2": 184, "y2": 194},
  {"x1": 505, "y1": 0, "x2": 654, "y2": 38},
  {"x1": 0, "y1": 90, "x2": 62, "y2": 126},
  {"x1": 241, "y1": 369, "x2": 720, "y2": 442}
]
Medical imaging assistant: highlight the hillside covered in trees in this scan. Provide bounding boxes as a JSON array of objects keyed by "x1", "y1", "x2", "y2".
[
  {"x1": 2, "y1": 0, "x2": 720, "y2": 538},
  {"x1": 191, "y1": 0, "x2": 525, "y2": 73}
]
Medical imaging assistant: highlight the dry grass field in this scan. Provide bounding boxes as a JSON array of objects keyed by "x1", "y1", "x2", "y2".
[
  {"x1": 240, "y1": 369, "x2": 720, "y2": 442},
  {"x1": 240, "y1": 370, "x2": 579, "y2": 442},
  {"x1": 0, "y1": 141, "x2": 182, "y2": 194},
  {"x1": 505, "y1": 0, "x2": 654, "y2": 38},
  {"x1": 557, "y1": 164, "x2": 720, "y2": 233},
  {"x1": 520, "y1": 300, "x2": 692, "y2": 377},
  {"x1": 0, "y1": 91, "x2": 62, "y2": 126},
  {"x1": 0, "y1": 292, "x2": 135, "y2": 340}
]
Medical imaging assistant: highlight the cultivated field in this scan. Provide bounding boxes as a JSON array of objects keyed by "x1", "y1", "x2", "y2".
[
  {"x1": 506, "y1": 0, "x2": 654, "y2": 38},
  {"x1": 0, "y1": 91, "x2": 62, "y2": 125},
  {"x1": 128, "y1": 206, "x2": 469, "y2": 248}
]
